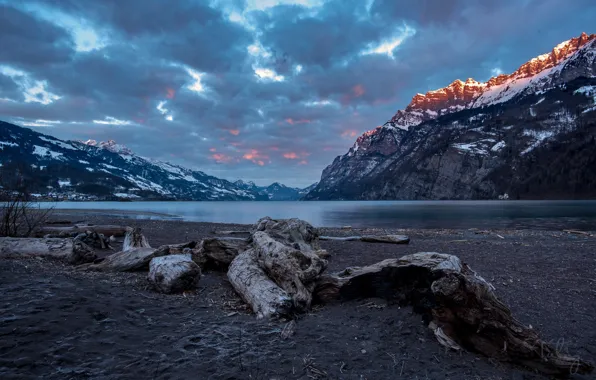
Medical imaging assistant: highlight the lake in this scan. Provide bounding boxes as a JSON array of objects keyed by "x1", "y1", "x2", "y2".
[{"x1": 41, "y1": 200, "x2": 596, "y2": 230}]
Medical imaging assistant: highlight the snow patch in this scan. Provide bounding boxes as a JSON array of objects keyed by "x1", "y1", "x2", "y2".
[
  {"x1": 79, "y1": 160, "x2": 90, "y2": 164},
  {"x1": 533, "y1": 97, "x2": 545, "y2": 106},
  {"x1": 521, "y1": 130, "x2": 555, "y2": 155},
  {"x1": 114, "y1": 193, "x2": 141, "y2": 199},
  {"x1": 491, "y1": 141, "x2": 506, "y2": 152},
  {"x1": 39, "y1": 136, "x2": 76, "y2": 150},
  {"x1": 0, "y1": 141, "x2": 18, "y2": 149},
  {"x1": 33, "y1": 145, "x2": 63, "y2": 159},
  {"x1": 58, "y1": 179, "x2": 71, "y2": 187}
]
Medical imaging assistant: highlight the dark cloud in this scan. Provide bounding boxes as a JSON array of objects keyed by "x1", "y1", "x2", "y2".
[
  {"x1": 1, "y1": 0, "x2": 595, "y2": 187},
  {"x1": 257, "y1": 2, "x2": 383, "y2": 68},
  {"x1": 0, "y1": 74, "x2": 23, "y2": 102},
  {"x1": 0, "y1": 4, "x2": 73, "y2": 69}
]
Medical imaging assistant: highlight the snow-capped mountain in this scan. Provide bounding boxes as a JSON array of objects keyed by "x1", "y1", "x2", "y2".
[
  {"x1": 386, "y1": 32, "x2": 596, "y2": 131},
  {"x1": 0, "y1": 121, "x2": 294, "y2": 201},
  {"x1": 233, "y1": 180, "x2": 310, "y2": 200},
  {"x1": 304, "y1": 33, "x2": 596, "y2": 200}
]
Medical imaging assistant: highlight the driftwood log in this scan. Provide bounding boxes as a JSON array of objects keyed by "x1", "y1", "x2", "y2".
[
  {"x1": 228, "y1": 249, "x2": 293, "y2": 319},
  {"x1": 123, "y1": 227, "x2": 151, "y2": 251},
  {"x1": 193, "y1": 237, "x2": 248, "y2": 269},
  {"x1": 35, "y1": 224, "x2": 131, "y2": 238},
  {"x1": 228, "y1": 217, "x2": 327, "y2": 317},
  {"x1": 148, "y1": 254, "x2": 201, "y2": 293},
  {"x1": 252, "y1": 231, "x2": 326, "y2": 310},
  {"x1": 314, "y1": 252, "x2": 594, "y2": 376},
  {"x1": 73, "y1": 231, "x2": 112, "y2": 250},
  {"x1": 0, "y1": 237, "x2": 96, "y2": 264},
  {"x1": 319, "y1": 235, "x2": 410, "y2": 244}
]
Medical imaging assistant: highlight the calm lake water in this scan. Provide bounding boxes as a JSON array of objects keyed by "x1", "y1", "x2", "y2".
[{"x1": 41, "y1": 200, "x2": 596, "y2": 230}]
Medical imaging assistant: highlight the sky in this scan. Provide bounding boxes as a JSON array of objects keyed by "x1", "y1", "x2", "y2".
[{"x1": 1, "y1": 0, "x2": 595, "y2": 187}]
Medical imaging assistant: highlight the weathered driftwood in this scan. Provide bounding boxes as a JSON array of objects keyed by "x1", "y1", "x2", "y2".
[
  {"x1": 73, "y1": 231, "x2": 112, "y2": 250},
  {"x1": 78, "y1": 241, "x2": 196, "y2": 272},
  {"x1": 79, "y1": 247, "x2": 158, "y2": 272},
  {"x1": 36, "y1": 224, "x2": 131, "y2": 238},
  {"x1": 253, "y1": 216, "x2": 322, "y2": 252},
  {"x1": 0, "y1": 237, "x2": 96, "y2": 264},
  {"x1": 252, "y1": 231, "x2": 326, "y2": 310},
  {"x1": 319, "y1": 234, "x2": 410, "y2": 244},
  {"x1": 211, "y1": 230, "x2": 251, "y2": 236},
  {"x1": 227, "y1": 217, "x2": 327, "y2": 317},
  {"x1": 314, "y1": 252, "x2": 594, "y2": 376},
  {"x1": 148, "y1": 254, "x2": 201, "y2": 293},
  {"x1": 123, "y1": 227, "x2": 151, "y2": 251},
  {"x1": 194, "y1": 237, "x2": 248, "y2": 269},
  {"x1": 228, "y1": 249, "x2": 293, "y2": 319}
]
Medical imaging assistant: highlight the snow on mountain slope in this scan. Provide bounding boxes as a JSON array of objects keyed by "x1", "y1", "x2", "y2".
[
  {"x1": 305, "y1": 32, "x2": 596, "y2": 201},
  {"x1": 0, "y1": 121, "x2": 272, "y2": 200},
  {"x1": 385, "y1": 32, "x2": 596, "y2": 131}
]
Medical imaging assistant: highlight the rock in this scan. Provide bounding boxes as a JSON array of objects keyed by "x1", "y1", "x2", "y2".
[{"x1": 148, "y1": 254, "x2": 201, "y2": 294}]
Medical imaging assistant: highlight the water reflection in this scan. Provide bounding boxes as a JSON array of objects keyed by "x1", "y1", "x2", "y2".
[{"x1": 41, "y1": 200, "x2": 596, "y2": 230}]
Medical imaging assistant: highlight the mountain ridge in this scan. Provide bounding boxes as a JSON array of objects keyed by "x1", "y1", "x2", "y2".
[
  {"x1": 0, "y1": 121, "x2": 307, "y2": 201},
  {"x1": 304, "y1": 32, "x2": 596, "y2": 200}
]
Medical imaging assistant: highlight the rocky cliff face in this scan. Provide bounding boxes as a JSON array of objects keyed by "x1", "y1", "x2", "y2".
[{"x1": 304, "y1": 33, "x2": 596, "y2": 200}]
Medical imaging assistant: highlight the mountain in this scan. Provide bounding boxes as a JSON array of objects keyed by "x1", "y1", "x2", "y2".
[
  {"x1": 0, "y1": 121, "x2": 293, "y2": 201},
  {"x1": 304, "y1": 33, "x2": 596, "y2": 200},
  {"x1": 234, "y1": 180, "x2": 312, "y2": 200}
]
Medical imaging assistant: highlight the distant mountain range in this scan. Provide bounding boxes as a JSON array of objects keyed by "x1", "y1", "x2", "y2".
[
  {"x1": 304, "y1": 32, "x2": 596, "y2": 200},
  {"x1": 0, "y1": 121, "x2": 311, "y2": 201}
]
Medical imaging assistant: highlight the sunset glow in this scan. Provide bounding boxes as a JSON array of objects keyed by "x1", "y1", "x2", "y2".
[
  {"x1": 229, "y1": 129, "x2": 240, "y2": 135},
  {"x1": 211, "y1": 153, "x2": 232, "y2": 163},
  {"x1": 285, "y1": 118, "x2": 311, "y2": 125},
  {"x1": 283, "y1": 152, "x2": 298, "y2": 159}
]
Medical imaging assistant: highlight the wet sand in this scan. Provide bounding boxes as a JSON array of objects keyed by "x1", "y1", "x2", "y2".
[{"x1": 1, "y1": 215, "x2": 595, "y2": 379}]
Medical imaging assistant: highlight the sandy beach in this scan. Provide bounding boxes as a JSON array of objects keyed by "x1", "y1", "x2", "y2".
[{"x1": 1, "y1": 213, "x2": 595, "y2": 379}]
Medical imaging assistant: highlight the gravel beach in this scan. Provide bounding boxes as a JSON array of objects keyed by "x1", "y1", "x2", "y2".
[{"x1": 1, "y1": 213, "x2": 595, "y2": 379}]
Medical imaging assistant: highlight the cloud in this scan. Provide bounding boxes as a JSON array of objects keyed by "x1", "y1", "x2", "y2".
[
  {"x1": 1, "y1": 0, "x2": 595, "y2": 187},
  {"x1": 0, "y1": 4, "x2": 74, "y2": 69}
]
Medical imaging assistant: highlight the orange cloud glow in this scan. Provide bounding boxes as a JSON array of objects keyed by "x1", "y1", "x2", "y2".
[
  {"x1": 352, "y1": 84, "x2": 365, "y2": 97},
  {"x1": 283, "y1": 152, "x2": 298, "y2": 159},
  {"x1": 243, "y1": 149, "x2": 269, "y2": 165},
  {"x1": 285, "y1": 118, "x2": 311, "y2": 125},
  {"x1": 210, "y1": 153, "x2": 232, "y2": 163},
  {"x1": 166, "y1": 88, "x2": 176, "y2": 99},
  {"x1": 341, "y1": 130, "x2": 358, "y2": 138},
  {"x1": 229, "y1": 129, "x2": 240, "y2": 135}
]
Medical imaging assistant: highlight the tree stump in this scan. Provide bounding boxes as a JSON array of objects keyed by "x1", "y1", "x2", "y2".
[
  {"x1": 148, "y1": 254, "x2": 201, "y2": 294},
  {"x1": 228, "y1": 249, "x2": 293, "y2": 319},
  {"x1": 122, "y1": 227, "x2": 151, "y2": 251},
  {"x1": 0, "y1": 237, "x2": 96, "y2": 264},
  {"x1": 314, "y1": 252, "x2": 594, "y2": 376}
]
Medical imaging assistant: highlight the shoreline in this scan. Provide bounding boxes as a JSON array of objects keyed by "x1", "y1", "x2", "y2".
[{"x1": 1, "y1": 215, "x2": 595, "y2": 379}]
